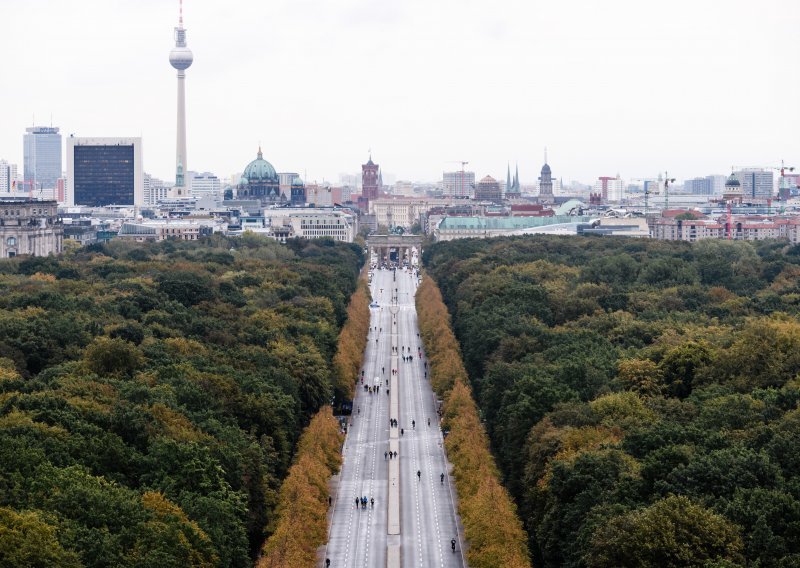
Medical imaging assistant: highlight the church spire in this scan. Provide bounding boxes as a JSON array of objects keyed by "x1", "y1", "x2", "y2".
[
  {"x1": 514, "y1": 163, "x2": 520, "y2": 191},
  {"x1": 506, "y1": 163, "x2": 511, "y2": 192}
]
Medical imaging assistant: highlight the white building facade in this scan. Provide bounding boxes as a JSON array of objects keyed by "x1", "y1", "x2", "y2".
[{"x1": 263, "y1": 208, "x2": 356, "y2": 242}]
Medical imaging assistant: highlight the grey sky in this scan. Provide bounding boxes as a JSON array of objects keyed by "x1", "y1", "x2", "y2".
[{"x1": 3, "y1": 0, "x2": 799, "y2": 185}]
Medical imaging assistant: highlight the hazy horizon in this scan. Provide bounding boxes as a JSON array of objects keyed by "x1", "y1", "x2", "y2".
[{"x1": 3, "y1": 0, "x2": 799, "y2": 186}]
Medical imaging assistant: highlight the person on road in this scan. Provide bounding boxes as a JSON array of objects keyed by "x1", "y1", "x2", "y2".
[
  {"x1": 326, "y1": 558, "x2": 330, "y2": 567},
  {"x1": 400, "y1": 428, "x2": 404, "y2": 436},
  {"x1": 428, "y1": 418, "x2": 431, "y2": 427},
  {"x1": 384, "y1": 451, "x2": 388, "y2": 460},
  {"x1": 355, "y1": 497, "x2": 359, "y2": 508},
  {"x1": 441, "y1": 472, "x2": 445, "y2": 484},
  {"x1": 451, "y1": 538, "x2": 456, "y2": 552},
  {"x1": 412, "y1": 420, "x2": 415, "y2": 429},
  {"x1": 370, "y1": 497, "x2": 375, "y2": 508},
  {"x1": 417, "y1": 470, "x2": 421, "y2": 481},
  {"x1": 357, "y1": 406, "x2": 360, "y2": 414}
]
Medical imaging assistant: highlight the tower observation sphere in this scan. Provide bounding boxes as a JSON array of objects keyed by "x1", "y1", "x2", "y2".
[{"x1": 169, "y1": 46, "x2": 193, "y2": 71}]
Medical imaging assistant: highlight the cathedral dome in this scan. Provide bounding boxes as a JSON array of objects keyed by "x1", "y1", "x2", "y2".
[
  {"x1": 725, "y1": 173, "x2": 741, "y2": 188},
  {"x1": 541, "y1": 163, "x2": 552, "y2": 175},
  {"x1": 243, "y1": 148, "x2": 278, "y2": 183}
]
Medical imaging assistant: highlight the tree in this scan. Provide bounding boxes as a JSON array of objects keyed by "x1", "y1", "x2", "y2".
[
  {"x1": 587, "y1": 495, "x2": 744, "y2": 567},
  {"x1": 83, "y1": 337, "x2": 143, "y2": 377},
  {"x1": 0, "y1": 507, "x2": 82, "y2": 568}
]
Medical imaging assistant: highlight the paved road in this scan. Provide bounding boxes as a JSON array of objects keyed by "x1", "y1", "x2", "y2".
[{"x1": 325, "y1": 268, "x2": 465, "y2": 568}]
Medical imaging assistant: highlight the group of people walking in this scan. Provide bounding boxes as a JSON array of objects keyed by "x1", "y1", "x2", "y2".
[{"x1": 354, "y1": 496, "x2": 375, "y2": 509}]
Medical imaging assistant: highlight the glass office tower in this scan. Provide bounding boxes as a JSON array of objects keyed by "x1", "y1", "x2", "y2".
[
  {"x1": 23, "y1": 127, "x2": 62, "y2": 190},
  {"x1": 67, "y1": 138, "x2": 143, "y2": 207}
]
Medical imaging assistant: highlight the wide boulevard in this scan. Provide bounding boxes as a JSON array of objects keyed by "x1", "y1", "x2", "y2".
[{"x1": 324, "y1": 266, "x2": 465, "y2": 568}]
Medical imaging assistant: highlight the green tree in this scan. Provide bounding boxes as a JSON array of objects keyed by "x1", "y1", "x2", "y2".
[
  {"x1": 0, "y1": 507, "x2": 82, "y2": 568},
  {"x1": 587, "y1": 495, "x2": 744, "y2": 568}
]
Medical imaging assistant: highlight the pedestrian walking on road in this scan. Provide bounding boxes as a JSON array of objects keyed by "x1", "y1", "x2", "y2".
[
  {"x1": 412, "y1": 420, "x2": 415, "y2": 429},
  {"x1": 441, "y1": 472, "x2": 445, "y2": 484},
  {"x1": 384, "y1": 451, "x2": 388, "y2": 460},
  {"x1": 428, "y1": 418, "x2": 431, "y2": 427},
  {"x1": 370, "y1": 497, "x2": 375, "y2": 508},
  {"x1": 400, "y1": 428, "x2": 404, "y2": 436},
  {"x1": 451, "y1": 539, "x2": 456, "y2": 553},
  {"x1": 417, "y1": 470, "x2": 421, "y2": 481},
  {"x1": 329, "y1": 496, "x2": 332, "y2": 507},
  {"x1": 355, "y1": 497, "x2": 359, "y2": 508}
]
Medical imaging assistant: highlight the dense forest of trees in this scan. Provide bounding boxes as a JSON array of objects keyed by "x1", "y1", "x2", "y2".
[
  {"x1": 425, "y1": 235, "x2": 800, "y2": 567},
  {"x1": 0, "y1": 234, "x2": 362, "y2": 567}
]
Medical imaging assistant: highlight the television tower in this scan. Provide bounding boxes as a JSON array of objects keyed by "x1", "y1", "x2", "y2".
[{"x1": 169, "y1": 0, "x2": 193, "y2": 196}]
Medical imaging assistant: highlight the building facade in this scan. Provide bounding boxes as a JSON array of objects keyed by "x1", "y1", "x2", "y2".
[
  {"x1": 0, "y1": 161, "x2": 18, "y2": 194},
  {"x1": 67, "y1": 137, "x2": 144, "y2": 207},
  {"x1": 264, "y1": 208, "x2": 356, "y2": 242},
  {"x1": 735, "y1": 169, "x2": 774, "y2": 200},
  {"x1": 595, "y1": 176, "x2": 626, "y2": 202},
  {"x1": 370, "y1": 197, "x2": 452, "y2": 229},
  {"x1": 189, "y1": 172, "x2": 221, "y2": 198},
  {"x1": 0, "y1": 200, "x2": 62, "y2": 257},
  {"x1": 117, "y1": 220, "x2": 215, "y2": 242},
  {"x1": 143, "y1": 173, "x2": 169, "y2": 206},
  {"x1": 475, "y1": 175, "x2": 502, "y2": 202},
  {"x1": 443, "y1": 170, "x2": 475, "y2": 198},
  {"x1": 23, "y1": 127, "x2": 62, "y2": 190}
]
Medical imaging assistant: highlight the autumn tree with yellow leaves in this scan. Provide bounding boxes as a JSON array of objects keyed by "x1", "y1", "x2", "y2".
[{"x1": 417, "y1": 276, "x2": 531, "y2": 568}]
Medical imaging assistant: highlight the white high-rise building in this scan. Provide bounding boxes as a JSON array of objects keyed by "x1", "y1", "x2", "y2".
[
  {"x1": 144, "y1": 173, "x2": 169, "y2": 205},
  {"x1": 594, "y1": 176, "x2": 626, "y2": 202},
  {"x1": 189, "y1": 172, "x2": 221, "y2": 198},
  {"x1": 169, "y1": 0, "x2": 193, "y2": 197},
  {"x1": 0, "y1": 161, "x2": 18, "y2": 193},
  {"x1": 443, "y1": 171, "x2": 475, "y2": 198}
]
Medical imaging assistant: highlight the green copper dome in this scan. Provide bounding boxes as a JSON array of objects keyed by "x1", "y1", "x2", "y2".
[{"x1": 243, "y1": 147, "x2": 278, "y2": 183}]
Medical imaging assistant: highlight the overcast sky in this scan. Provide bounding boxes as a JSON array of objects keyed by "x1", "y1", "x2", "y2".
[{"x1": 2, "y1": 0, "x2": 799, "y2": 185}]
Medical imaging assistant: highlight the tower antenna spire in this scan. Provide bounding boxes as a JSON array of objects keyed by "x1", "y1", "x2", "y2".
[
  {"x1": 544, "y1": 146, "x2": 548, "y2": 164},
  {"x1": 179, "y1": 0, "x2": 184, "y2": 27}
]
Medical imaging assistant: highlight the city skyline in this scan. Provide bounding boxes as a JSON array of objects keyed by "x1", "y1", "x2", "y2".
[{"x1": 2, "y1": 0, "x2": 799, "y2": 184}]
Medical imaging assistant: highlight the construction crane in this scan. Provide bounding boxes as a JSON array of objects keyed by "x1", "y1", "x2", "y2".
[
  {"x1": 663, "y1": 171, "x2": 676, "y2": 211},
  {"x1": 643, "y1": 173, "x2": 674, "y2": 215},
  {"x1": 445, "y1": 161, "x2": 469, "y2": 199}
]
